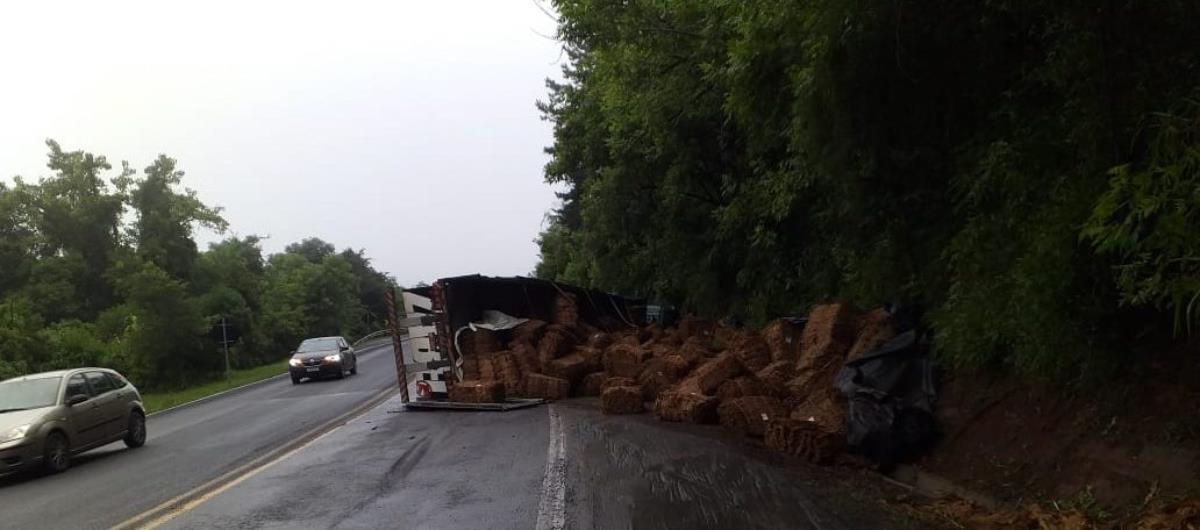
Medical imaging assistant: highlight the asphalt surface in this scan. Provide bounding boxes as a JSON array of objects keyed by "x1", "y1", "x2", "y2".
[
  {"x1": 0, "y1": 342, "x2": 398, "y2": 530},
  {"x1": 157, "y1": 397, "x2": 920, "y2": 530}
]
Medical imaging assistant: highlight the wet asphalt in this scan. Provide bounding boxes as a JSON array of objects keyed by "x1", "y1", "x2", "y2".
[
  {"x1": 0, "y1": 343, "x2": 398, "y2": 530},
  {"x1": 157, "y1": 397, "x2": 922, "y2": 530}
]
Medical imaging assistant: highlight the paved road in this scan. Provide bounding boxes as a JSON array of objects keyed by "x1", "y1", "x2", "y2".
[
  {"x1": 0, "y1": 343, "x2": 398, "y2": 530},
  {"x1": 158, "y1": 398, "x2": 920, "y2": 530}
]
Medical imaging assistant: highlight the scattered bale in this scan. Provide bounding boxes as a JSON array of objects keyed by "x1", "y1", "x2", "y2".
[
  {"x1": 765, "y1": 418, "x2": 843, "y2": 464},
  {"x1": 448, "y1": 380, "x2": 505, "y2": 403},
  {"x1": 718, "y1": 396, "x2": 790, "y2": 438},
  {"x1": 715, "y1": 376, "x2": 756, "y2": 400},
  {"x1": 545, "y1": 352, "x2": 594, "y2": 384},
  {"x1": 846, "y1": 307, "x2": 897, "y2": 361},
  {"x1": 676, "y1": 316, "x2": 716, "y2": 339},
  {"x1": 601, "y1": 386, "x2": 644, "y2": 415},
  {"x1": 792, "y1": 303, "x2": 859, "y2": 397},
  {"x1": 639, "y1": 323, "x2": 666, "y2": 345},
  {"x1": 685, "y1": 353, "x2": 745, "y2": 395},
  {"x1": 604, "y1": 342, "x2": 648, "y2": 378},
  {"x1": 654, "y1": 390, "x2": 718, "y2": 424},
  {"x1": 553, "y1": 292, "x2": 579, "y2": 327},
  {"x1": 587, "y1": 332, "x2": 613, "y2": 350},
  {"x1": 788, "y1": 387, "x2": 847, "y2": 436},
  {"x1": 757, "y1": 361, "x2": 795, "y2": 388},
  {"x1": 578, "y1": 372, "x2": 607, "y2": 397},
  {"x1": 729, "y1": 332, "x2": 772, "y2": 372},
  {"x1": 678, "y1": 336, "x2": 714, "y2": 363},
  {"x1": 762, "y1": 319, "x2": 804, "y2": 362},
  {"x1": 798, "y1": 303, "x2": 858, "y2": 369},
  {"x1": 603, "y1": 376, "x2": 637, "y2": 390},
  {"x1": 713, "y1": 374, "x2": 789, "y2": 401},
  {"x1": 523, "y1": 373, "x2": 571, "y2": 400},
  {"x1": 637, "y1": 358, "x2": 679, "y2": 401},
  {"x1": 661, "y1": 354, "x2": 692, "y2": 379},
  {"x1": 537, "y1": 325, "x2": 577, "y2": 369}
]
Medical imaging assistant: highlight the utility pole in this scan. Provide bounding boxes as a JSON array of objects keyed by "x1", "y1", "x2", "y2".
[{"x1": 220, "y1": 316, "x2": 231, "y2": 380}]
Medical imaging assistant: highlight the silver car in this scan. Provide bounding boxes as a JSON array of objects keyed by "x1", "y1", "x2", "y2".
[{"x1": 0, "y1": 368, "x2": 147, "y2": 475}]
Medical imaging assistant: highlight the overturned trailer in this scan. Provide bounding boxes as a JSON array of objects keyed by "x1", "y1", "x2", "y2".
[{"x1": 398, "y1": 275, "x2": 645, "y2": 407}]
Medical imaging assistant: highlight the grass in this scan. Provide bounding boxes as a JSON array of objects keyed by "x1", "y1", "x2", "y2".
[{"x1": 141, "y1": 360, "x2": 289, "y2": 414}]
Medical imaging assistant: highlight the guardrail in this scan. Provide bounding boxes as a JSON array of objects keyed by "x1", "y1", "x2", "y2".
[{"x1": 352, "y1": 329, "x2": 396, "y2": 348}]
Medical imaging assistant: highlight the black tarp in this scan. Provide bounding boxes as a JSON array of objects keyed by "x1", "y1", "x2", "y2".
[{"x1": 834, "y1": 330, "x2": 937, "y2": 471}]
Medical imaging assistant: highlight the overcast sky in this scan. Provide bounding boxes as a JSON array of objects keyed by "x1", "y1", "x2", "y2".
[{"x1": 0, "y1": 0, "x2": 564, "y2": 286}]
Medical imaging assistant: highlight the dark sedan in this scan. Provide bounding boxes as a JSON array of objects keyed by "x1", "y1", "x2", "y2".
[{"x1": 288, "y1": 336, "x2": 358, "y2": 384}]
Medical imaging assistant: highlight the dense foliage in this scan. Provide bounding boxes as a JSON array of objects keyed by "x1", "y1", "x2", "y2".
[
  {"x1": 0, "y1": 141, "x2": 396, "y2": 388},
  {"x1": 535, "y1": 1, "x2": 1200, "y2": 376}
]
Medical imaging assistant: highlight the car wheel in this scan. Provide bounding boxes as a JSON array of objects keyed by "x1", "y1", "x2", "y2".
[
  {"x1": 291, "y1": 374, "x2": 301, "y2": 385},
  {"x1": 336, "y1": 365, "x2": 346, "y2": 379},
  {"x1": 124, "y1": 411, "x2": 147, "y2": 448},
  {"x1": 350, "y1": 361, "x2": 358, "y2": 375},
  {"x1": 43, "y1": 432, "x2": 70, "y2": 473}
]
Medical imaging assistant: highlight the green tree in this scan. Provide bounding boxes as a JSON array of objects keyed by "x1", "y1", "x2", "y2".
[{"x1": 126, "y1": 155, "x2": 227, "y2": 281}]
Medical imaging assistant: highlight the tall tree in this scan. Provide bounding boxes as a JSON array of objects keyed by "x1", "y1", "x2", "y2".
[{"x1": 126, "y1": 155, "x2": 226, "y2": 281}]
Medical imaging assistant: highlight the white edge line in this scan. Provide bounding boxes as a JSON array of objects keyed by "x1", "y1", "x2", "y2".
[
  {"x1": 148, "y1": 343, "x2": 392, "y2": 418},
  {"x1": 535, "y1": 406, "x2": 568, "y2": 530}
]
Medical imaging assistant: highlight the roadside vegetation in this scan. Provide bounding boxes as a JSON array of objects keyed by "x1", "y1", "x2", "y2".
[
  {"x1": 0, "y1": 141, "x2": 396, "y2": 390},
  {"x1": 533, "y1": 1, "x2": 1200, "y2": 380},
  {"x1": 141, "y1": 359, "x2": 290, "y2": 413}
]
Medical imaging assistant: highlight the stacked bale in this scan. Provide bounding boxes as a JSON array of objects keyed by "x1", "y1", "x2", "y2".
[
  {"x1": 461, "y1": 327, "x2": 502, "y2": 357},
  {"x1": 553, "y1": 292, "x2": 579, "y2": 327},
  {"x1": 511, "y1": 342, "x2": 540, "y2": 377},
  {"x1": 512, "y1": 319, "x2": 547, "y2": 346},
  {"x1": 448, "y1": 380, "x2": 505, "y2": 403},
  {"x1": 601, "y1": 386, "x2": 644, "y2": 415},
  {"x1": 524, "y1": 373, "x2": 571, "y2": 400},
  {"x1": 493, "y1": 352, "x2": 524, "y2": 396},
  {"x1": 718, "y1": 396, "x2": 790, "y2": 438}
]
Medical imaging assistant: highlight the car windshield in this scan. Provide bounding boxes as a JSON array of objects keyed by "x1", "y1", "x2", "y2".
[
  {"x1": 0, "y1": 377, "x2": 63, "y2": 412},
  {"x1": 297, "y1": 339, "x2": 339, "y2": 353}
]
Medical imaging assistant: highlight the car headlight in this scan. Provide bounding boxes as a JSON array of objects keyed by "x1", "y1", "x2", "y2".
[
  {"x1": 1, "y1": 424, "x2": 31, "y2": 444},
  {"x1": 288, "y1": 358, "x2": 302, "y2": 367},
  {"x1": 323, "y1": 353, "x2": 341, "y2": 362}
]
